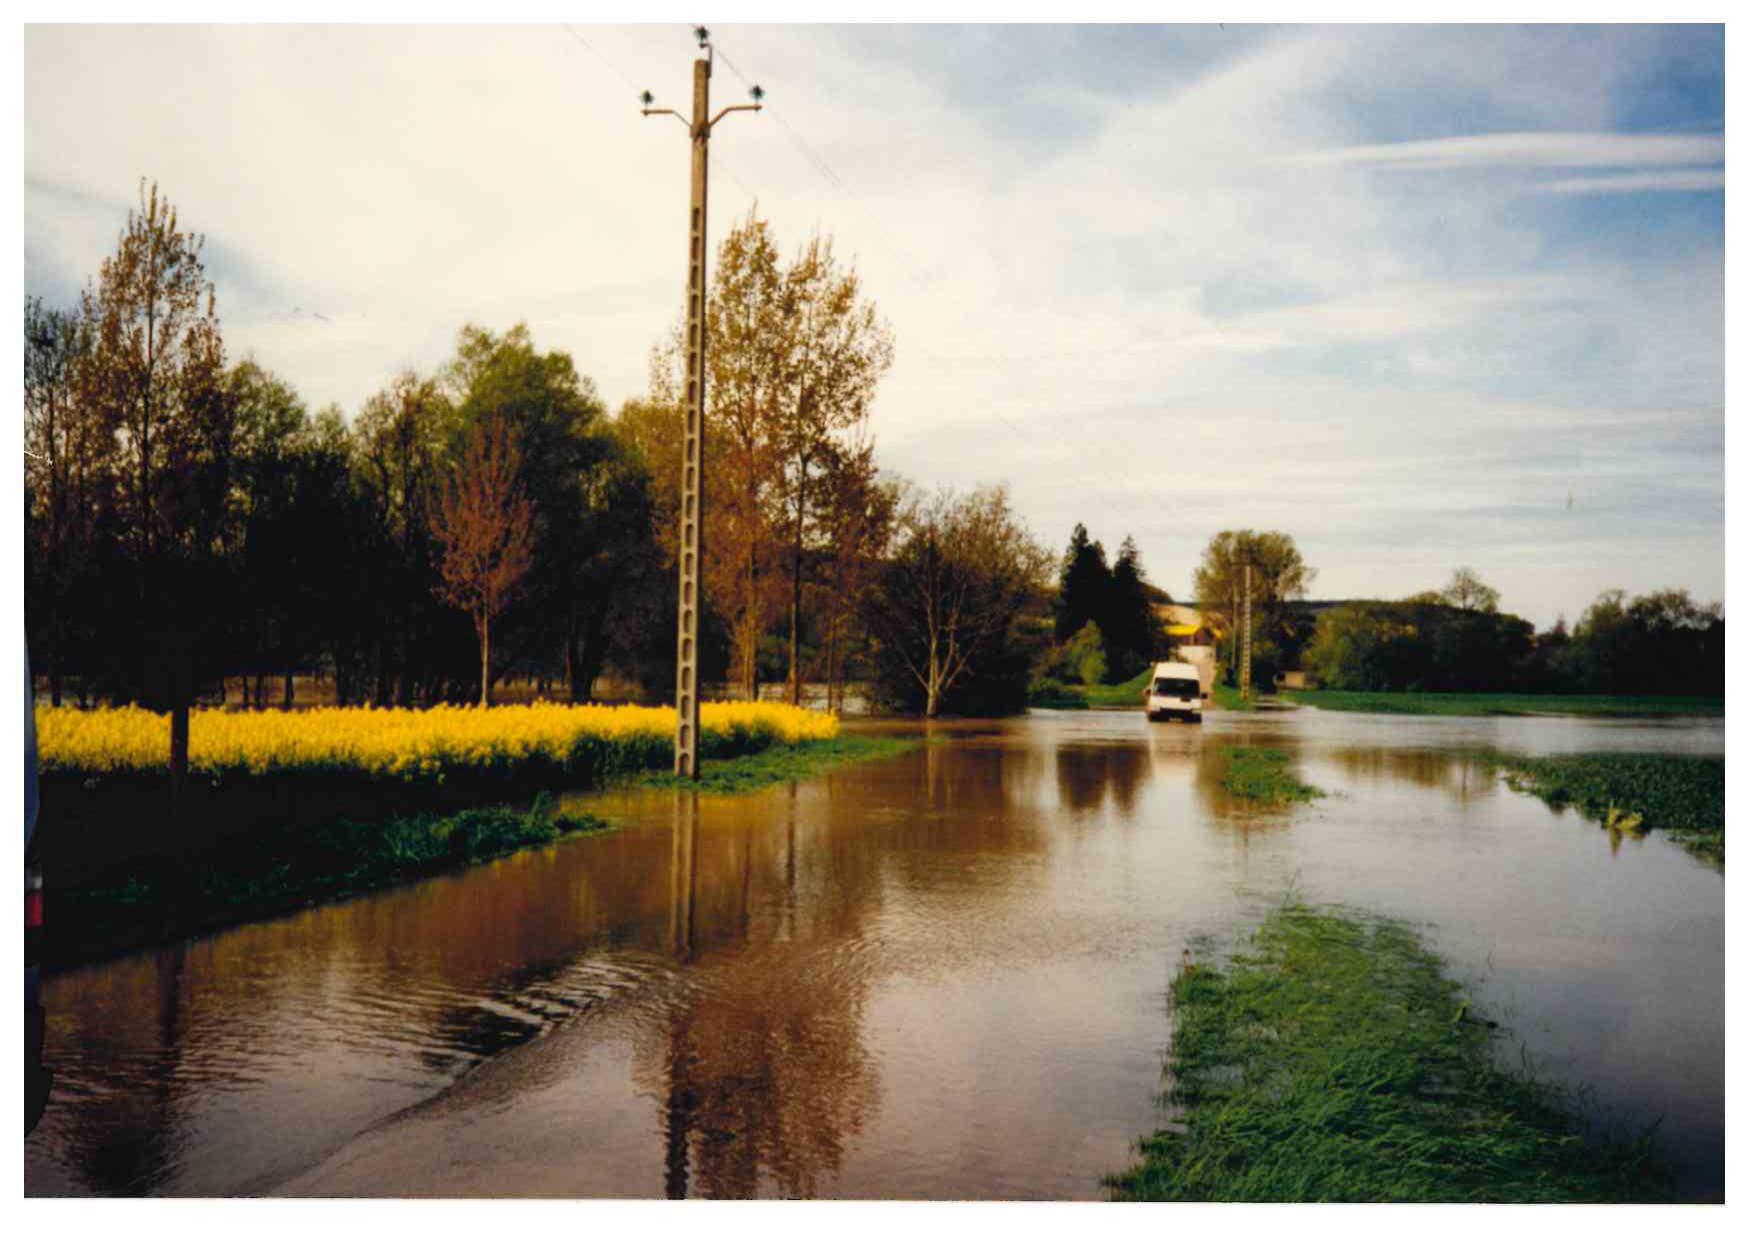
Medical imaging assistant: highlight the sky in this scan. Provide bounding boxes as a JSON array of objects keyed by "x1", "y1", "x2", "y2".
[{"x1": 22, "y1": 22, "x2": 1725, "y2": 627}]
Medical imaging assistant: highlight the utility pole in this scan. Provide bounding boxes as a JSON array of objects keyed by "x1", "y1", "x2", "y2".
[
  {"x1": 1241, "y1": 561, "x2": 1254, "y2": 703},
  {"x1": 641, "y1": 27, "x2": 762, "y2": 778}
]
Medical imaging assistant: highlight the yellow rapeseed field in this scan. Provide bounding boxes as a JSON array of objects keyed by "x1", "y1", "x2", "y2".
[{"x1": 35, "y1": 701, "x2": 838, "y2": 782}]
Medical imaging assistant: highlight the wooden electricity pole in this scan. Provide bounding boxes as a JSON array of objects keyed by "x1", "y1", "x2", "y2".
[{"x1": 642, "y1": 28, "x2": 762, "y2": 777}]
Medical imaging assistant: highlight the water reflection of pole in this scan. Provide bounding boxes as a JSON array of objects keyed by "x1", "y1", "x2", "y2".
[
  {"x1": 670, "y1": 791, "x2": 699, "y2": 962},
  {"x1": 664, "y1": 791, "x2": 701, "y2": 1197}
]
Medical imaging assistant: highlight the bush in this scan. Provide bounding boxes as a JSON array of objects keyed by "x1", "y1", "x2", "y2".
[{"x1": 1064, "y1": 621, "x2": 1107, "y2": 686}]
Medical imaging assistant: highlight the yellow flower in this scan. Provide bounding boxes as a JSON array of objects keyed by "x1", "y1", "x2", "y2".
[{"x1": 34, "y1": 700, "x2": 838, "y2": 781}]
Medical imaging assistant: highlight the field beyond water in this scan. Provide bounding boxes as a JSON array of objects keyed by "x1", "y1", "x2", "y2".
[
  {"x1": 1109, "y1": 904, "x2": 1668, "y2": 1202},
  {"x1": 1283, "y1": 689, "x2": 1723, "y2": 718}
]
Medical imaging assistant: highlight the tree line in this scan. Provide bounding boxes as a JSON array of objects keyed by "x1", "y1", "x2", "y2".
[
  {"x1": 1303, "y1": 573, "x2": 1724, "y2": 698},
  {"x1": 24, "y1": 182, "x2": 1061, "y2": 731}
]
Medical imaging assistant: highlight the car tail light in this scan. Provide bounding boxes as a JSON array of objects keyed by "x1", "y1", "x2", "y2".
[{"x1": 26, "y1": 879, "x2": 43, "y2": 930}]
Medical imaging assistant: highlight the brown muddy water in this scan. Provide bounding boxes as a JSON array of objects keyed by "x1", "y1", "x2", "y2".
[{"x1": 25, "y1": 709, "x2": 1724, "y2": 1200}]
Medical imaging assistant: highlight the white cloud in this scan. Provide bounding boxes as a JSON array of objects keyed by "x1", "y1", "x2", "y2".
[
  {"x1": 1535, "y1": 169, "x2": 1726, "y2": 195},
  {"x1": 1288, "y1": 131, "x2": 1723, "y2": 171}
]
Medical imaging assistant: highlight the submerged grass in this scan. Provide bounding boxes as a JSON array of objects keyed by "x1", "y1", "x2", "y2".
[
  {"x1": 51, "y1": 796, "x2": 608, "y2": 968},
  {"x1": 1482, "y1": 752, "x2": 1724, "y2": 866},
  {"x1": 1218, "y1": 746, "x2": 1323, "y2": 804},
  {"x1": 1284, "y1": 690, "x2": 1722, "y2": 718},
  {"x1": 633, "y1": 734, "x2": 921, "y2": 794},
  {"x1": 1108, "y1": 904, "x2": 1669, "y2": 1202}
]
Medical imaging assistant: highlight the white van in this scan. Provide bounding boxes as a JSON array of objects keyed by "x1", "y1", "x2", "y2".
[{"x1": 1146, "y1": 661, "x2": 1204, "y2": 723}]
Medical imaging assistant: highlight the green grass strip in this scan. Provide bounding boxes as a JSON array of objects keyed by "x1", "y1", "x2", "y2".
[
  {"x1": 633, "y1": 734, "x2": 921, "y2": 794},
  {"x1": 1079, "y1": 668, "x2": 1153, "y2": 708},
  {"x1": 1284, "y1": 690, "x2": 1723, "y2": 718},
  {"x1": 1209, "y1": 683, "x2": 1254, "y2": 712},
  {"x1": 1109, "y1": 904, "x2": 1669, "y2": 1202},
  {"x1": 1219, "y1": 746, "x2": 1322, "y2": 803},
  {"x1": 1482, "y1": 751, "x2": 1724, "y2": 866}
]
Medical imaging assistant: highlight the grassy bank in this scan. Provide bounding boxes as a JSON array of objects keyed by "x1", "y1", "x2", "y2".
[
  {"x1": 1210, "y1": 683, "x2": 1253, "y2": 712},
  {"x1": 35, "y1": 701, "x2": 840, "y2": 885},
  {"x1": 1027, "y1": 669, "x2": 1149, "y2": 711},
  {"x1": 1218, "y1": 746, "x2": 1322, "y2": 803},
  {"x1": 1030, "y1": 670, "x2": 1255, "y2": 712},
  {"x1": 634, "y1": 734, "x2": 921, "y2": 794},
  {"x1": 44, "y1": 732, "x2": 918, "y2": 968},
  {"x1": 1483, "y1": 752, "x2": 1724, "y2": 865},
  {"x1": 1284, "y1": 690, "x2": 1722, "y2": 718},
  {"x1": 49, "y1": 798, "x2": 609, "y2": 968},
  {"x1": 1081, "y1": 668, "x2": 1152, "y2": 708},
  {"x1": 1109, "y1": 904, "x2": 1667, "y2": 1202}
]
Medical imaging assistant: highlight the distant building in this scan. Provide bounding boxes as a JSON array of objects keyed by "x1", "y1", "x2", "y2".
[
  {"x1": 1153, "y1": 602, "x2": 1219, "y2": 697},
  {"x1": 1154, "y1": 601, "x2": 1220, "y2": 648}
]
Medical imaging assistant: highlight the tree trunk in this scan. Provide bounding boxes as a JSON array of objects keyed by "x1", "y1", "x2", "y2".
[
  {"x1": 168, "y1": 658, "x2": 190, "y2": 818},
  {"x1": 824, "y1": 613, "x2": 839, "y2": 714},
  {"x1": 566, "y1": 628, "x2": 586, "y2": 704},
  {"x1": 283, "y1": 668, "x2": 294, "y2": 711},
  {"x1": 480, "y1": 613, "x2": 491, "y2": 707},
  {"x1": 788, "y1": 465, "x2": 807, "y2": 707}
]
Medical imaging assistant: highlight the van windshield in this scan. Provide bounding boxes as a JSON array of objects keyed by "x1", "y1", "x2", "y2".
[{"x1": 1153, "y1": 678, "x2": 1200, "y2": 698}]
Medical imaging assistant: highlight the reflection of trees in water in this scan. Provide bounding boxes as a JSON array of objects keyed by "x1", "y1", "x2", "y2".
[
  {"x1": 1325, "y1": 748, "x2": 1497, "y2": 804},
  {"x1": 922, "y1": 736, "x2": 1044, "y2": 817},
  {"x1": 1053, "y1": 743, "x2": 1152, "y2": 817},
  {"x1": 34, "y1": 943, "x2": 190, "y2": 1195},
  {"x1": 641, "y1": 798, "x2": 881, "y2": 1199}
]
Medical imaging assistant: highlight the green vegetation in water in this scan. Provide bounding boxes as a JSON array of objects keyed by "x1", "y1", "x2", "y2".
[
  {"x1": 51, "y1": 797, "x2": 607, "y2": 968},
  {"x1": 1108, "y1": 904, "x2": 1668, "y2": 1202},
  {"x1": 1218, "y1": 746, "x2": 1322, "y2": 803},
  {"x1": 1284, "y1": 690, "x2": 1722, "y2": 718},
  {"x1": 634, "y1": 734, "x2": 921, "y2": 794},
  {"x1": 1483, "y1": 751, "x2": 1724, "y2": 865}
]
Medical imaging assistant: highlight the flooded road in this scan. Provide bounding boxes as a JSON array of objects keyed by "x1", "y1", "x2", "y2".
[{"x1": 25, "y1": 709, "x2": 1724, "y2": 1199}]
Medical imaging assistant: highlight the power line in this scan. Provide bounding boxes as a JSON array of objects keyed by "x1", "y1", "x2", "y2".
[{"x1": 560, "y1": 24, "x2": 640, "y2": 96}]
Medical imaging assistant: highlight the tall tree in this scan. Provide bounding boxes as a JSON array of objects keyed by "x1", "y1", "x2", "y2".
[
  {"x1": 812, "y1": 436, "x2": 897, "y2": 711},
  {"x1": 1055, "y1": 524, "x2": 1112, "y2": 642},
  {"x1": 1192, "y1": 529, "x2": 1314, "y2": 685},
  {"x1": 652, "y1": 214, "x2": 788, "y2": 697},
  {"x1": 771, "y1": 233, "x2": 895, "y2": 704},
  {"x1": 432, "y1": 416, "x2": 535, "y2": 705},
  {"x1": 1104, "y1": 536, "x2": 1160, "y2": 681},
  {"x1": 353, "y1": 370, "x2": 452, "y2": 704},
  {"x1": 445, "y1": 323, "x2": 625, "y2": 700},
  {"x1": 1442, "y1": 567, "x2": 1500, "y2": 614},
  {"x1": 84, "y1": 180, "x2": 233, "y2": 800},
  {"x1": 23, "y1": 297, "x2": 94, "y2": 705},
  {"x1": 863, "y1": 485, "x2": 1049, "y2": 717},
  {"x1": 228, "y1": 359, "x2": 310, "y2": 706}
]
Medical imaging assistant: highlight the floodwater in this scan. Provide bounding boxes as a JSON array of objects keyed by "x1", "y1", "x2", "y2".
[{"x1": 25, "y1": 709, "x2": 1725, "y2": 1200}]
